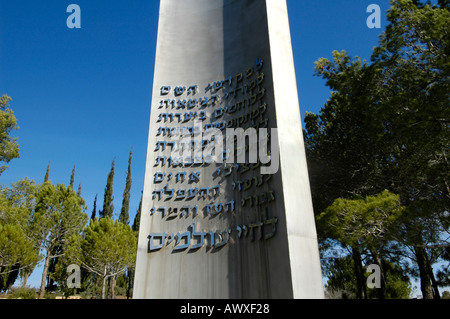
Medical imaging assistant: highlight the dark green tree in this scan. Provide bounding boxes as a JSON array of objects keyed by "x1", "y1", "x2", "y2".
[
  {"x1": 306, "y1": 0, "x2": 449, "y2": 299},
  {"x1": 30, "y1": 182, "x2": 87, "y2": 298},
  {"x1": 0, "y1": 94, "x2": 20, "y2": 176},
  {"x1": 0, "y1": 179, "x2": 39, "y2": 291},
  {"x1": 99, "y1": 159, "x2": 115, "y2": 219},
  {"x1": 66, "y1": 217, "x2": 137, "y2": 299},
  {"x1": 69, "y1": 165, "x2": 75, "y2": 189},
  {"x1": 119, "y1": 149, "x2": 133, "y2": 225},
  {"x1": 77, "y1": 183, "x2": 82, "y2": 197},
  {"x1": 91, "y1": 194, "x2": 97, "y2": 221},
  {"x1": 317, "y1": 191, "x2": 406, "y2": 299},
  {"x1": 43, "y1": 162, "x2": 50, "y2": 183},
  {"x1": 132, "y1": 191, "x2": 142, "y2": 232}
]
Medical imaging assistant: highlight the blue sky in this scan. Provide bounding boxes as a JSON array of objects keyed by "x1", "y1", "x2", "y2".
[{"x1": 0, "y1": 1, "x2": 393, "y2": 289}]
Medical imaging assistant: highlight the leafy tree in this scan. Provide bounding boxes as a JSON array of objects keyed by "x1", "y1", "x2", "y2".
[
  {"x1": 370, "y1": 0, "x2": 450, "y2": 298},
  {"x1": 306, "y1": 0, "x2": 449, "y2": 298},
  {"x1": 30, "y1": 182, "x2": 88, "y2": 299},
  {"x1": 67, "y1": 217, "x2": 137, "y2": 299},
  {"x1": 0, "y1": 94, "x2": 20, "y2": 175},
  {"x1": 46, "y1": 165, "x2": 79, "y2": 292},
  {"x1": 317, "y1": 191, "x2": 405, "y2": 298},
  {"x1": 99, "y1": 159, "x2": 115, "y2": 219},
  {"x1": 324, "y1": 256, "x2": 411, "y2": 299},
  {"x1": 0, "y1": 179, "x2": 40, "y2": 291},
  {"x1": 119, "y1": 149, "x2": 133, "y2": 225}
]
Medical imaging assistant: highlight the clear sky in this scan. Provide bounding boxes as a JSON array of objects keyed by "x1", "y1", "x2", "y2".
[{"x1": 0, "y1": 0, "x2": 393, "y2": 289}]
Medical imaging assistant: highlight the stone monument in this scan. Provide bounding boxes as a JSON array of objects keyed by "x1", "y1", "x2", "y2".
[{"x1": 133, "y1": 0, "x2": 324, "y2": 299}]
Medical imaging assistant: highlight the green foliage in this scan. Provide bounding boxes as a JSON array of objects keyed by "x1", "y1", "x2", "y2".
[
  {"x1": 119, "y1": 149, "x2": 133, "y2": 225},
  {"x1": 66, "y1": 217, "x2": 137, "y2": 298},
  {"x1": 307, "y1": 0, "x2": 449, "y2": 298},
  {"x1": 99, "y1": 160, "x2": 115, "y2": 219},
  {"x1": 132, "y1": 191, "x2": 142, "y2": 232},
  {"x1": 324, "y1": 257, "x2": 411, "y2": 299},
  {"x1": 7, "y1": 286, "x2": 37, "y2": 299},
  {"x1": 31, "y1": 182, "x2": 88, "y2": 298},
  {"x1": 317, "y1": 191, "x2": 405, "y2": 249},
  {"x1": 0, "y1": 94, "x2": 20, "y2": 175},
  {"x1": 0, "y1": 179, "x2": 40, "y2": 291}
]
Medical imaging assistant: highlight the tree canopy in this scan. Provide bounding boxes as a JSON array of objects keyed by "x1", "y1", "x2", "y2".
[
  {"x1": 0, "y1": 94, "x2": 20, "y2": 175},
  {"x1": 306, "y1": 0, "x2": 449, "y2": 298}
]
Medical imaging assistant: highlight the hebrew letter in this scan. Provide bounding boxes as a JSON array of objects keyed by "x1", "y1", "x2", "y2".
[
  {"x1": 154, "y1": 172, "x2": 165, "y2": 183},
  {"x1": 214, "y1": 229, "x2": 232, "y2": 248},
  {"x1": 148, "y1": 233, "x2": 168, "y2": 251},
  {"x1": 164, "y1": 183, "x2": 174, "y2": 200},
  {"x1": 160, "y1": 86, "x2": 171, "y2": 95},
  {"x1": 157, "y1": 207, "x2": 167, "y2": 218},
  {"x1": 189, "y1": 171, "x2": 201, "y2": 183},
  {"x1": 255, "y1": 58, "x2": 264, "y2": 70},
  {"x1": 155, "y1": 141, "x2": 166, "y2": 151},
  {"x1": 175, "y1": 171, "x2": 186, "y2": 183},
  {"x1": 177, "y1": 99, "x2": 187, "y2": 109},
  {"x1": 213, "y1": 203, "x2": 223, "y2": 216},
  {"x1": 187, "y1": 85, "x2": 198, "y2": 95},
  {"x1": 199, "y1": 187, "x2": 210, "y2": 199},
  {"x1": 174, "y1": 86, "x2": 186, "y2": 96},
  {"x1": 167, "y1": 207, "x2": 178, "y2": 219},
  {"x1": 190, "y1": 221, "x2": 205, "y2": 250},
  {"x1": 176, "y1": 189, "x2": 186, "y2": 200},
  {"x1": 154, "y1": 156, "x2": 166, "y2": 167},
  {"x1": 263, "y1": 217, "x2": 278, "y2": 240},
  {"x1": 249, "y1": 222, "x2": 264, "y2": 241},
  {"x1": 188, "y1": 99, "x2": 197, "y2": 109},
  {"x1": 205, "y1": 230, "x2": 215, "y2": 248},
  {"x1": 186, "y1": 188, "x2": 198, "y2": 200},
  {"x1": 225, "y1": 200, "x2": 235, "y2": 213},
  {"x1": 180, "y1": 206, "x2": 190, "y2": 218},
  {"x1": 152, "y1": 189, "x2": 163, "y2": 200},
  {"x1": 173, "y1": 232, "x2": 191, "y2": 251}
]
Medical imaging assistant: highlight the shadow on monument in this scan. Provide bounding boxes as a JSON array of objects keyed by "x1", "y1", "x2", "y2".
[{"x1": 222, "y1": 0, "x2": 293, "y2": 298}]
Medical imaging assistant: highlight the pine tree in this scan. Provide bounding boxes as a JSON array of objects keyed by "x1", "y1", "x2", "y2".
[
  {"x1": 77, "y1": 183, "x2": 82, "y2": 197},
  {"x1": 99, "y1": 159, "x2": 115, "y2": 219},
  {"x1": 119, "y1": 149, "x2": 133, "y2": 225}
]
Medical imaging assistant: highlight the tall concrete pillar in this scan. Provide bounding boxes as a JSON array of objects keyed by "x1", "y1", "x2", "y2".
[{"x1": 133, "y1": 0, "x2": 324, "y2": 299}]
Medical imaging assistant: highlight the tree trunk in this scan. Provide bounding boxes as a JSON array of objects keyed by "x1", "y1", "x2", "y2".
[
  {"x1": 426, "y1": 253, "x2": 440, "y2": 299},
  {"x1": 352, "y1": 247, "x2": 367, "y2": 299},
  {"x1": 111, "y1": 275, "x2": 116, "y2": 299},
  {"x1": 127, "y1": 268, "x2": 134, "y2": 299},
  {"x1": 101, "y1": 265, "x2": 107, "y2": 299},
  {"x1": 370, "y1": 249, "x2": 387, "y2": 299},
  {"x1": 38, "y1": 251, "x2": 51, "y2": 299},
  {"x1": 414, "y1": 246, "x2": 434, "y2": 299},
  {"x1": 21, "y1": 270, "x2": 30, "y2": 288}
]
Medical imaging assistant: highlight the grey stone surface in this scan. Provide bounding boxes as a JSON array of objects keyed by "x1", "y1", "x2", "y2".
[{"x1": 133, "y1": 0, "x2": 324, "y2": 299}]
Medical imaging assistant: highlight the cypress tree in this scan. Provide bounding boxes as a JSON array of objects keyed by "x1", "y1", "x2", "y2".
[
  {"x1": 91, "y1": 194, "x2": 97, "y2": 220},
  {"x1": 69, "y1": 165, "x2": 75, "y2": 189},
  {"x1": 119, "y1": 148, "x2": 133, "y2": 225},
  {"x1": 44, "y1": 161, "x2": 50, "y2": 182},
  {"x1": 132, "y1": 191, "x2": 142, "y2": 232},
  {"x1": 99, "y1": 159, "x2": 115, "y2": 219}
]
